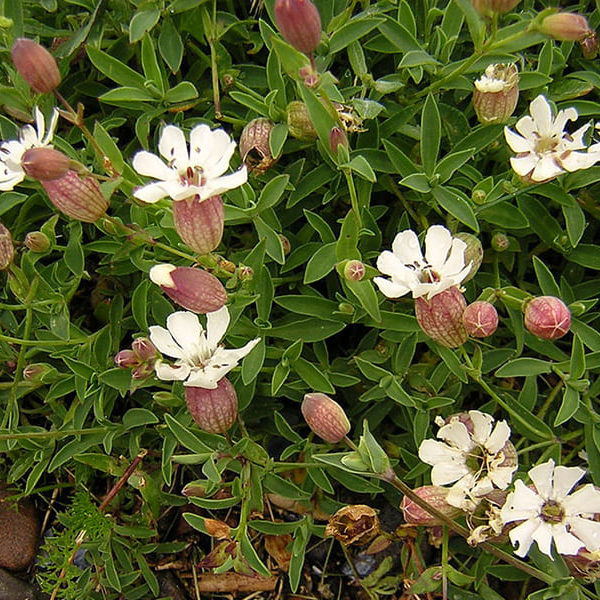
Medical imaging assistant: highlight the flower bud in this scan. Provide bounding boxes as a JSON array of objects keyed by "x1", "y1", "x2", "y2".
[
  {"x1": 279, "y1": 234, "x2": 291, "y2": 255},
  {"x1": 24, "y1": 231, "x2": 50, "y2": 253},
  {"x1": 463, "y1": 301, "x2": 499, "y2": 338},
  {"x1": 132, "y1": 337, "x2": 157, "y2": 362},
  {"x1": 149, "y1": 263, "x2": 227, "y2": 314},
  {"x1": 286, "y1": 101, "x2": 318, "y2": 141},
  {"x1": 301, "y1": 393, "x2": 350, "y2": 443},
  {"x1": 172, "y1": 195, "x2": 224, "y2": 255},
  {"x1": 22, "y1": 362, "x2": 57, "y2": 382},
  {"x1": 455, "y1": 232, "x2": 483, "y2": 283},
  {"x1": 238, "y1": 265, "x2": 254, "y2": 282},
  {"x1": 338, "y1": 302, "x2": 355, "y2": 314},
  {"x1": 473, "y1": 63, "x2": 519, "y2": 125},
  {"x1": 581, "y1": 32, "x2": 599, "y2": 59},
  {"x1": 185, "y1": 377, "x2": 238, "y2": 434},
  {"x1": 41, "y1": 170, "x2": 109, "y2": 223},
  {"x1": 329, "y1": 126, "x2": 348, "y2": 154},
  {"x1": 0, "y1": 223, "x2": 15, "y2": 270},
  {"x1": 401, "y1": 486, "x2": 462, "y2": 526},
  {"x1": 524, "y1": 296, "x2": 571, "y2": 340},
  {"x1": 114, "y1": 349, "x2": 139, "y2": 369},
  {"x1": 22, "y1": 147, "x2": 69, "y2": 181},
  {"x1": 11, "y1": 38, "x2": 61, "y2": 94},
  {"x1": 540, "y1": 13, "x2": 592, "y2": 42},
  {"x1": 471, "y1": 0, "x2": 521, "y2": 16},
  {"x1": 343, "y1": 260, "x2": 365, "y2": 282},
  {"x1": 132, "y1": 363, "x2": 155, "y2": 380},
  {"x1": 414, "y1": 287, "x2": 468, "y2": 348},
  {"x1": 491, "y1": 232, "x2": 510, "y2": 252},
  {"x1": 274, "y1": 0, "x2": 322, "y2": 55},
  {"x1": 239, "y1": 118, "x2": 276, "y2": 175}
]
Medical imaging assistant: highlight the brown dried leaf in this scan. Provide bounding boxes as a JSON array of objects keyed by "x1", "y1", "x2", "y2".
[
  {"x1": 264, "y1": 534, "x2": 292, "y2": 571},
  {"x1": 195, "y1": 572, "x2": 278, "y2": 593},
  {"x1": 204, "y1": 518, "x2": 231, "y2": 540}
]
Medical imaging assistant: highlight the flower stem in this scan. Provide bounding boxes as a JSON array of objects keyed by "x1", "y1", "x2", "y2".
[{"x1": 343, "y1": 168, "x2": 362, "y2": 227}]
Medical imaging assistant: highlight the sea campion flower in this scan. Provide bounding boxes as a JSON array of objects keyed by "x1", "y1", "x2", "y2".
[
  {"x1": 11, "y1": 38, "x2": 61, "y2": 94},
  {"x1": 0, "y1": 107, "x2": 59, "y2": 191},
  {"x1": 131, "y1": 124, "x2": 247, "y2": 203},
  {"x1": 274, "y1": 0, "x2": 322, "y2": 55},
  {"x1": 374, "y1": 225, "x2": 472, "y2": 300},
  {"x1": 504, "y1": 95, "x2": 600, "y2": 183},
  {"x1": 473, "y1": 63, "x2": 519, "y2": 125},
  {"x1": 149, "y1": 307, "x2": 260, "y2": 389},
  {"x1": 301, "y1": 393, "x2": 351, "y2": 443},
  {"x1": 524, "y1": 296, "x2": 571, "y2": 340},
  {"x1": 540, "y1": 13, "x2": 592, "y2": 42},
  {"x1": 418, "y1": 411, "x2": 517, "y2": 511},
  {"x1": 501, "y1": 459, "x2": 600, "y2": 558}
]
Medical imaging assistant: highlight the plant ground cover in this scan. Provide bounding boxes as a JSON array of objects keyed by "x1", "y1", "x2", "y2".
[{"x1": 1, "y1": 0, "x2": 600, "y2": 599}]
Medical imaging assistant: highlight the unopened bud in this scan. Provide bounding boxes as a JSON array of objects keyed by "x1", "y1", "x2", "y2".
[
  {"x1": 524, "y1": 296, "x2": 571, "y2": 340},
  {"x1": 338, "y1": 302, "x2": 355, "y2": 314},
  {"x1": 274, "y1": 0, "x2": 322, "y2": 55},
  {"x1": 286, "y1": 101, "x2": 318, "y2": 141},
  {"x1": 463, "y1": 301, "x2": 499, "y2": 338},
  {"x1": 279, "y1": 234, "x2": 291, "y2": 255},
  {"x1": 22, "y1": 147, "x2": 69, "y2": 181},
  {"x1": 329, "y1": 126, "x2": 348, "y2": 154},
  {"x1": 182, "y1": 481, "x2": 208, "y2": 497},
  {"x1": 414, "y1": 287, "x2": 468, "y2": 348},
  {"x1": 301, "y1": 393, "x2": 350, "y2": 443},
  {"x1": 11, "y1": 38, "x2": 61, "y2": 94},
  {"x1": 471, "y1": 0, "x2": 521, "y2": 16},
  {"x1": 114, "y1": 349, "x2": 139, "y2": 369},
  {"x1": 455, "y1": 233, "x2": 483, "y2": 282},
  {"x1": 401, "y1": 486, "x2": 462, "y2": 526},
  {"x1": 22, "y1": 362, "x2": 57, "y2": 382},
  {"x1": 132, "y1": 337, "x2": 157, "y2": 362},
  {"x1": 172, "y1": 195, "x2": 224, "y2": 255},
  {"x1": 0, "y1": 223, "x2": 14, "y2": 270},
  {"x1": 238, "y1": 265, "x2": 254, "y2": 282},
  {"x1": 149, "y1": 263, "x2": 227, "y2": 314},
  {"x1": 540, "y1": 13, "x2": 592, "y2": 42},
  {"x1": 491, "y1": 232, "x2": 510, "y2": 252},
  {"x1": 581, "y1": 32, "x2": 599, "y2": 59},
  {"x1": 472, "y1": 189, "x2": 487, "y2": 204},
  {"x1": 473, "y1": 63, "x2": 519, "y2": 125},
  {"x1": 24, "y1": 231, "x2": 50, "y2": 253},
  {"x1": 41, "y1": 170, "x2": 109, "y2": 222},
  {"x1": 185, "y1": 377, "x2": 238, "y2": 433},
  {"x1": 239, "y1": 118, "x2": 276, "y2": 175},
  {"x1": 132, "y1": 363, "x2": 155, "y2": 380},
  {"x1": 343, "y1": 260, "x2": 365, "y2": 282}
]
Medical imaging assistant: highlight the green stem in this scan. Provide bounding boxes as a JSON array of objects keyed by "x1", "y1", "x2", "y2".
[
  {"x1": 537, "y1": 380, "x2": 564, "y2": 420},
  {"x1": 0, "y1": 333, "x2": 95, "y2": 346},
  {"x1": 343, "y1": 169, "x2": 362, "y2": 227},
  {"x1": 209, "y1": 0, "x2": 221, "y2": 118},
  {"x1": 0, "y1": 427, "x2": 106, "y2": 440}
]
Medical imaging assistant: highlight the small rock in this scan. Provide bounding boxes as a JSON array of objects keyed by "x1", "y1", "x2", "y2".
[
  {"x1": 0, "y1": 490, "x2": 39, "y2": 571},
  {"x1": 0, "y1": 568, "x2": 35, "y2": 600},
  {"x1": 158, "y1": 571, "x2": 189, "y2": 600}
]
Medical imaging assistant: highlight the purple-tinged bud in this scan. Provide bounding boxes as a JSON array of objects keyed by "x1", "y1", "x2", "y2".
[
  {"x1": 0, "y1": 223, "x2": 14, "y2": 270},
  {"x1": 274, "y1": 0, "x2": 322, "y2": 55},
  {"x1": 132, "y1": 363, "x2": 155, "y2": 380},
  {"x1": 287, "y1": 101, "x2": 318, "y2": 141},
  {"x1": 185, "y1": 377, "x2": 238, "y2": 434},
  {"x1": 299, "y1": 65, "x2": 319, "y2": 87},
  {"x1": 491, "y1": 232, "x2": 510, "y2": 252},
  {"x1": 11, "y1": 38, "x2": 61, "y2": 94},
  {"x1": 149, "y1": 263, "x2": 227, "y2": 314},
  {"x1": 238, "y1": 265, "x2": 254, "y2": 282},
  {"x1": 279, "y1": 234, "x2": 291, "y2": 255},
  {"x1": 22, "y1": 363, "x2": 57, "y2": 382},
  {"x1": 329, "y1": 126, "x2": 348, "y2": 154},
  {"x1": 540, "y1": 13, "x2": 592, "y2": 42},
  {"x1": 414, "y1": 287, "x2": 468, "y2": 348},
  {"x1": 22, "y1": 147, "x2": 69, "y2": 181},
  {"x1": 343, "y1": 260, "x2": 365, "y2": 282},
  {"x1": 455, "y1": 233, "x2": 483, "y2": 282},
  {"x1": 581, "y1": 32, "x2": 599, "y2": 59},
  {"x1": 524, "y1": 296, "x2": 571, "y2": 340},
  {"x1": 132, "y1": 337, "x2": 157, "y2": 362},
  {"x1": 172, "y1": 195, "x2": 224, "y2": 255},
  {"x1": 114, "y1": 349, "x2": 139, "y2": 369},
  {"x1": 24, "y1": 231, "x2": 50, "y2": 253},
  {"x1": 463, "y1": 301, "x2": 499, "y2": 338},
  {"x1": 301, "y1": 393, "x2": 351, "y2": 444},
  {"x1": 41, "y1": 170, "x2": 109, "y2": 223},
  {"x1": 473, "y1": 63, "x2": 519, "y2": 125},
  {"x1": 239, "y1": 118, "x2": 277, "y2": 175},
  {"x1": 471, "y1": 0, "x2": 521, "y2": 16},
  {"x1": 400, "y1": 486, "x2": 462, "y2": 526}
]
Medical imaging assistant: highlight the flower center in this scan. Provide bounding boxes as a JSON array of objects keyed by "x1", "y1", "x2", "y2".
[
  {"x1": 534, "y1": 136, "x2": 559, "y2": 154},
  {"x1": 465, "y1": 446, "x2": 484, "y2": 472},
  {"x1": 180, "y1": 165, "x2": 206, "y2": 187},
  {"x1": 541, "y1": 500, "x2": 565, "y2": 524}
]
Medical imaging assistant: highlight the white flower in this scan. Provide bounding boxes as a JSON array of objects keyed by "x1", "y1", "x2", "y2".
[
  {"x1": 0, "y1": 107, "x2": 59, "y2": 191},
  {"x1": 418, "y1": 411, "x2": 517, "y2": 511},
  {"x1": 504, "y1": 95, "x2": 600, "y2": 183},
  {"x1": 474, "y1": 63, "x2": 518, "y2": 94},
  {"x1": 501, "y1": 459, "x2": 600, "y2": 558},
  {"x1": 373, "y1": 225, "x2": 472, "y2": 300},
  {"x1": 131, "y1": 124, "x2": 248, "y2": 203},
  {"x1": 149, "y1": 307, "x2": 259, "y2": 389}
]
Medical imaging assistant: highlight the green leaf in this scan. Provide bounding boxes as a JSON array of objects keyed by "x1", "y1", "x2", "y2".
[
  {"x1": 241, "y1": 338, "x2": 266, "y2": 385},
  {"x1": 336, "y1": 209, "x2": 360, "y2": 261},
  {"x1": 165, "y1": 81, "x2": 198, "y2": 104},
  {"x1": 292, "y1": 357, "x2": 335, "y2": 393},
  {"x1": 86, "y1": 46, "x2": 146, "y2": 88},
  {"x1": 141, "y1": 33, "x2": 165, "y2": 95},
  {"x1": 495, "y1": 358, "x2": 553, "y2": 377},
  {"x1": 65, "y1": 222, "x2": 84, "y2": 277},
  {"x1": 129, "y1": 9, "x2": 161, "y2": 43},
  {"x1": 554, "y1": 386, "x2": 580, "y2": 427},
  {"x1": 421, "y1": 95, "x2": 441, "y2": 176},
  {"x1": 347, "y1": 155, "x2": 376, "y2": 182},
  {"x1": 164, "y1": 414, "x2": 212, "y2": 454},
  {"x1": 255, "y1": 174, "x2": 289, "y2": 213},
  {"x1": 158, "y1": 18, "x2": 184, "y2": 72},
  {"x1": 123, "y1": 408, "x2": 159, "y2": 429},
  {"x1": 304, "y1": 242, "x2": 337, "y2": 284},
  {"x1": 93, "y1": 121, "x2": 125, "y2": 174},
  {"x1": 345, "y1": 279, "x2": 381, "y2": 321},
  {"x1": 399, "y1": 173, "x2": 431, "y2": 192},
  {"x1": 567, "y1": 245, "x2": 600, "y2": 269},
  {"x1": 570, "y1": 335, "x2": 586, "y2": 380},
  {"x1": 533, "y1": 256, "x2": 561, "y2": 297},
  {"x1": 329, "y1": 17, "x2": 384, "y2": 53},
  {"x1": 434, "y1": 148, "x2": 475, "y2": 184},
  {"x1": 432, "y1": 186, "x2": 479, "y2": 232}
]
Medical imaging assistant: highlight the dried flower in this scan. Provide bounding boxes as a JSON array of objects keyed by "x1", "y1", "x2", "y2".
[
  {"x1": 580, "y1": 32, "x2": 599, "y2": 59},
  {"x1": 22, "y1": 147, "x2": 69, "y2": 181},
  {"x1": 415, "y1": 287, "x2": 468, "y2": 348},
  {"x1": 239, "y1": 118, "x2": 277, "y2": 174},
  {"x1": 325, "y1": 505, "x2": 380, "y2": 546},
  {"x1": 185, "y1": 377, "x2": 238, "y2": 433},
  {"x1": 172, "y1": 195, "x2": 224, "y2": 254},
  {"x1": 11, "y1": 38, "x2": 61, "y2": 94},
  {"x1": 473, "y1": 63, "x2": 519, "y2": 125},
  {"x1": 149, "y1": 263, "x2": 227, "y2": 314},
  {"x1": 540, "y1": 13, "x2": 592, "y2": 42},
  {"x1": 463, "y1": 301, "x2": 499, "y2": 338},
  {"x1": 274, "y1": 0, "x2": 322, "y2": 55},
  {"x1": 301, "y1": 393, "x2": 350, "y2": 443},
  {"x1": 0, "y1": 223, "x2": 14, "y2": 270},
  {"x1": 524, "y1": 296, "x2": 571, "y2": 340},
  {"x1": 401, "y1": 486, "x2": 462, "y2": 526}
]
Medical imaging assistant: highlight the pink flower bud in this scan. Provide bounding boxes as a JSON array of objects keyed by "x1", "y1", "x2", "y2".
[
  {"x1": 414, "y1": 287, "x2": 468, "y2": 348},
  {"x1": 149, "y1": 263, "x2": 227, "y2": 314},
  {"x1": 473, "y1": 63, "x2": 519, "y2": 125},
  {"x1": 238, "y1": 265, "x2": 254, "y2": 282},
  {"x1": 172, "y1": 195, "x2": 224, "y2": 255},
  {"x1": 114, "y1": 349, "x2": 139, "y2": 369},
  {"x1": 239, "y1": 118, "x2": 277, "y2": 175},
  {"x1": 400, "y1": 486, "x2": 462, "y2": 526},
  {"x1": 131, "y1": 337, "x2": 157, "y2": 362},
  {"x1": 132, "y1": 363, "x2": 155, "y2": 380},
  {"x1": 463, "y1": 301, "x2": 499, "y2": 338},
  {"x1": 24, "y1": 231, "x2": 50, "y2": 253},
  {"x1": 11, "y1": 38, "x2": 61, "y2": 94},
  {"x1": 540, "y1": 13, "x2": 592, "y2": 42},
  {"x1": 524, "y1": 296, "x2": 571, "y2": 340},
  {"x1": 22, "y1": 147, "x2": 69, "y2": 181},
  {"x1": 185, "y1": 377, "x2": 238, "y2": 434},
  {"x1": 0, "y1": 223, "x2": 15, "y2": 270},
  {"x1": 301, "y1": 393, "x2": 351, "y2": 444},
  {"x1": 41, "y1": 170, "x2": 109, "y2": 223},
  {"x1": 343, "y1": 260, "x2": 365, "y2": 282},
  {"x1": 274, "y1": 0, "x2": 322, "y2": 55},
  {"x1": 471, "y1": 0, "x2": 521, "y2": 16},
  {"x1": 329, "y1": 126, "x2": 348, "y2": 154}
]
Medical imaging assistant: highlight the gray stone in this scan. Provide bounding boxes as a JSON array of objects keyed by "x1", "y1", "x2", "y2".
[{"x1": 0, "y1": 568, "x2": 35, "y2": 600}]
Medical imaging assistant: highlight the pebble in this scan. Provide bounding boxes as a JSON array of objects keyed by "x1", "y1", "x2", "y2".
[{"x1": 0, "y1": 491, "x2": 39, "y2": 571}]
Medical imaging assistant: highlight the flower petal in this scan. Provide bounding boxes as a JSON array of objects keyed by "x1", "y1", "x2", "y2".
[
  {"x1": 510, "y1": 154, "x2": 538, "y2": 177},
  {"x1": 529, "y1": 460, "x2": 555, "y2": 500},
  {"x1": 195, "y1": 167, "x2": 248, "y2": 201},
  {"x1": 530, "y1": 520, "x2": 554, "y2": 557},
  {"x1": 529, "y1": 95, "x2": 554, "y2": 138},
  {"x1": 190, "y1": 125, "x2": 237, "y2": 178},
  {"x1": 424, "y1": 225, "x2": 452, "y2": 271},
  {"x1": 559, "y1": 149, "x2": 600, "y2": 172},
  {"x1": 184, "y1": 366, "x2": 220, "y2": 389},
  {"x1": 469, "y1": 411, "x2": 493, "y2": 446},
  {"x1": 149, "y1": 325, "x2": 185, "y2": 359},
  {"x1": 438, "y1": 421, "x2": 473, "y2": 452},
  {"x1": 504, "y1": 127, "x2": 534, "y2": 153},
  {"x1": 132, "y1": 151, "x2": 176, "y2": 181},
  {"x1": 155, "y1": 360, "x2": 191, "y2": 381},
  {"x1": 509, "y1": 518, "x2": 541, "y2": 558},
  {"x1": 373, "y1": 276, "x2": 411, "y2": 298},
  {"x1": 166, "y1": 311, "x2": 203, "y2": 355},
  {"x1": 489, "y1": 465, "x2": 517, "y2": 490},
  {"x1": 133, "y1": 182, "x2": 170, "y2": 203},
  {"x1": 158, "y1": 125, "x2": 189, "y2": 170},
  {"x1": 563, "y1": 484, "x2": 600, "y2": 516},
  {"x1": 502, "y1": 480, "x2": 544, "y2": 523},
  {"x1": 567, "y1": 516, "x2": 600, "y2": 552},
  {"x1": 530, "y1": 154, "x2": 564, "y2": 183},
  {"x1": 551, "y1": 523, "x2": 584, "y2": 555},
  {"x1": 206, "y1": 306, "x2": 230, "y2": 350},
  {"x1": 44, "y1": 108, "x2": 59, "y2": 145},
  {"x1": 19, "y1": 124, "x2": 39, "y2": 149},
  {"x1": 431, "y1": 461, "x2": 471, "y2": 487},
  {"x1": 485, "y1": 420, "x2": 511, "y2": 454},
  {"x1": 441, "y1": 238, "x2": 467, "y2": 279},
  {"x1": 551, "y1": 465, "x2": 585, "y2": 501},
  {"x1": 391, "y1": 230, "x2": 423, "y2": 265}
]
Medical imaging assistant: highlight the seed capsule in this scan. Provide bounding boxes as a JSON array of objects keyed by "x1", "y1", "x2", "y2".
[
  {"x1": 524, "y1": 296, "x2": 571, "y2": 340},
  {"x1": 0, "y1": 223, "x2": 15, "y2": 270},
  {"x1": 301, "y1": 393, "x2": 351, "y2": 443},
  {"x1": 185, "y1": 377, "x2": 238, "y2": 433},
  {"x1": 172, "y1": 195, "x2": 224, "y2": 255},
  {"x1": 239, "y1": 118, "x2": 277, "y2": 175},
  {"x1": 414, "y1": 287, "x2": 468, "y2": 348}
]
